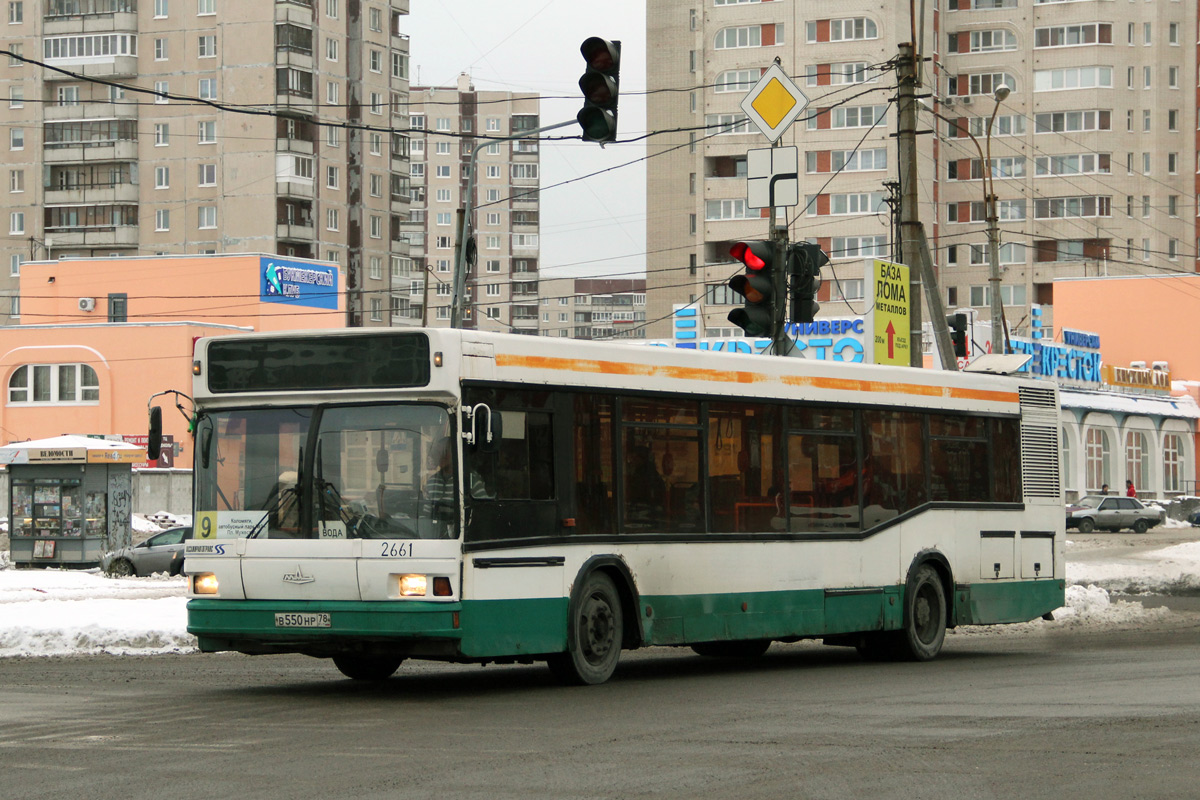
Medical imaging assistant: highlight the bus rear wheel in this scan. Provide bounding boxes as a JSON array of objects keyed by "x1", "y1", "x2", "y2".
[
  {"x1": 548, "y1": 572, "x2": 623, "y2": 685},
  {"x1": 898, "y1": 565, "x2": 946, "y2": 662},
  {"x1": 332, "y1": 655, "x2": 404, "y2": 681}
]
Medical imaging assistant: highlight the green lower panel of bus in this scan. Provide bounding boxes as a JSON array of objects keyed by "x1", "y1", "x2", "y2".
[{"x1": 188, "y1": 579, "x2": 1064, "y2": 659}]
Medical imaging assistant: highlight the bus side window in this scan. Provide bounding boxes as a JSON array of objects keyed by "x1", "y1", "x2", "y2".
[{"x1": 573, "y1": 394, "x2": 615, "y2": 536}]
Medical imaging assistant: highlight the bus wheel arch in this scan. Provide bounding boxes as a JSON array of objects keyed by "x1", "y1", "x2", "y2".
[
  {"x1": 899, "y1": 551, "x2": 952, "y2": 661},
  {"x1": 571, "y1": 555, "x2": 644, "y2": 650},
  {"x1": 547, "y1": 557, "x2": 642, "y2": 685}
]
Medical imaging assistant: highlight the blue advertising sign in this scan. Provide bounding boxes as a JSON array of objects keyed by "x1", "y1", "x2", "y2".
[{"x1": 260, "y1": 257, "x2": 339, "y2": 309}]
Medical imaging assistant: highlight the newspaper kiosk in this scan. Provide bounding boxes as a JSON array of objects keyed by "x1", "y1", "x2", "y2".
[{"x1": 1, "y1": 436, "x2": 144, "y2": 568}]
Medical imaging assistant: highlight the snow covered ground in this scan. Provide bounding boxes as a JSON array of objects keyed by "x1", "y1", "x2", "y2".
[{"x1": 1, "y1": 537, "x2": 1199, "y2": 658}]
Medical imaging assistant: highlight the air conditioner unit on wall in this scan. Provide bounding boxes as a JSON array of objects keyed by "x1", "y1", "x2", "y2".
[
  {"x1": 78, "y1": 297, "x2": 95, "y2": 312},
  {"x1": 960, "y1": 96, "x2": 973, "y2": 105}
]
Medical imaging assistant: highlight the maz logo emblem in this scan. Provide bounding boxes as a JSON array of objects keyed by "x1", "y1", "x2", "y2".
[{"x1": 282, "y1": 566, "x2": 315, "y2": 585}]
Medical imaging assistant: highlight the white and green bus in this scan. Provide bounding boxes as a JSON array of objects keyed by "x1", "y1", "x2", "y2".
[{"x1": 173, "y1": 327, "x2": 1064, "y2": 684}]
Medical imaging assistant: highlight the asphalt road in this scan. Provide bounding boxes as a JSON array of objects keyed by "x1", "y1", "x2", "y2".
[{"x1": 2, "y1": 614, "x2": 1200, "y2": 800}]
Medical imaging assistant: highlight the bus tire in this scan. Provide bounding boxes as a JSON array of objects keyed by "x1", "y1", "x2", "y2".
[
  {"x1": 547, "y1": 572, "x2": 623, "y2": 685},
  {"x1": 691, "y1": 640, "x2": 771, "y2": 659},
  {"x1": 898, "y1": 564, "x2": 947, "y2": 662},
  {"x1": 332, "y1": 655, "x2": 404, "y2": 681}
]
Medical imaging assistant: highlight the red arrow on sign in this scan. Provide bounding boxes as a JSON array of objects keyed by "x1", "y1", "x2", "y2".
[{"x1": 885, "y1": 320, "x2": 896, "y2": 360}]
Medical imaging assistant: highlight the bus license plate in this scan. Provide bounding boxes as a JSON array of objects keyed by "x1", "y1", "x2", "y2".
[{"x1": 275, "y1": 612, "x2": 331, "y2": 628}]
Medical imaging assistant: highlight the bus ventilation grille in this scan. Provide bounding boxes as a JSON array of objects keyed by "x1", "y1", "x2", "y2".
[{"x1": 1019, "y1": 386, "x2": 1061, "y2": 498}]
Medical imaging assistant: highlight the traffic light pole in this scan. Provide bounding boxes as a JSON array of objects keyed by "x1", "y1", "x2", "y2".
[
  {"x1": 451, "y1": 119, "x2": 577, "y2": 329},
  {"x1": 770, "y1": 216, "x2": 788, "y2": 356}
]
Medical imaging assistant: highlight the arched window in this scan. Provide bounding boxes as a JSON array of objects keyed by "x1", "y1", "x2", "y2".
[
  {"x1": 1125, "y1": 430, "x2": 1148, "y2": 492},
  {"x1": 1060, "y1": 426, "x2": 1071, "y2": 488},
  {"x1": 1085, "y1": 427, "x2": 1109, "y2": 491},
  {"x1": 7, "y1": 364, "x2": 99, "y2": 405},
  {"x1": 1163, "y1": 434, "x2": 1184, "y2": 494}
]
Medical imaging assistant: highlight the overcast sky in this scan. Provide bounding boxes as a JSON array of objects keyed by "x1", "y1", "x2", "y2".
[{"x1": 404, "y1": 0, "x2": 648, "y2": 281}]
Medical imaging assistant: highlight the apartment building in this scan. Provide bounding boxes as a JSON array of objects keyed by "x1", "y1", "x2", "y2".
[
  {"x1": 537, "y1": 277, "x2": 647, "y2": 340},
  {"x1": 402, "y1": 74, "x2": 541, "y2": 333},
  {"x1": 646, "y1": 1, "x2": 1198, "y2": 342},
  {"x1": 0, "y1": 0, "x2": 412, "y2": 328}
]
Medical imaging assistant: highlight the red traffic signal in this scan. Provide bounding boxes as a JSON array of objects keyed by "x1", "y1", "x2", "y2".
[{"x1": 728, "y1": 240, "x2": 776, "y2": 337}]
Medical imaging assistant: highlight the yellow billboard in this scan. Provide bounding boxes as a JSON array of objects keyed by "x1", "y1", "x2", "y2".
[{"x1": 870, "y1": 259, "x2": 911, "y2": 366}]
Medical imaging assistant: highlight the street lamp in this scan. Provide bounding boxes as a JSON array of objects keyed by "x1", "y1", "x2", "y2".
[{"x1": 983, "y1": 85, "x2": 1010, "y2": 355}]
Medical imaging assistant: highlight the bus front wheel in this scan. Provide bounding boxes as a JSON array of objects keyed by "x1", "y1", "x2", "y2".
[
  {"x1": 548, "y1": 572, "x2": 623, "y2": 685},
  {"x1": 898, "y1": 565, "x2": 947, "y2": 662},
  {"x1": 332, "y1": 655, "x2": 404, "y2": 681}
]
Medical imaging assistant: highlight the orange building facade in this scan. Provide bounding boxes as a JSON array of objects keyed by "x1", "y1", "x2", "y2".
[{"x1": 1, "y1": 254, "x2": 343, "y2": 464}]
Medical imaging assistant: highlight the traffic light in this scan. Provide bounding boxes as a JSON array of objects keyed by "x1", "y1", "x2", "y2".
[
  {"x1": 788, "y1": 242, "x2": 828, "y2": 324},
  {"x1": 947, "y1": 313, "x2": 968, "y2": 358},
  {"x1": 578, "y1": 38, "x2": 621, "y2": 143},
  {"x1": 728, "y1": 240, "x2": 776, "y2": 337}
]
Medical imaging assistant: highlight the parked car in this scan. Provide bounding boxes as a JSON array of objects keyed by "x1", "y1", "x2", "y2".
[
  {"x1": 1066, "y1": 496, "x2": 1164, "y2": 533},
  {"x1": 101, "y1": 526, "x2": 193, "y2": 576},
  {"x1": 1189, "y1": 508, "x2": 1200, "y2": 528}
]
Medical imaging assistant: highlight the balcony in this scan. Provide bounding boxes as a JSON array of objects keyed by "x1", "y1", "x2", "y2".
[
  {"x1": 44, "y1": 140, "x2": 138, "y2": 163},
  {"x1": 276, "y1": 178, "x2": 314, "y2": 199},
  {"x1": 44, "y1": 100, "x2": 137, "y2": 122},
  {"x1": 47, "y1": 225, "x2": 139, "y2": 248},
  {"x1": 276, "y1": 221, "x2": 314, "y2": 242},
  {"x1": 46, "y1": 182, "x2": 137, "y2": 205},
  {"x1": 275, "y1": 0, "x2": 314, "y2": 26},
  {"x1": 43, "y1": 55, "x2": 137, "y2": 81},
  {"x1": 43, "y1": 3, "x2": 138, "y2": 35}
]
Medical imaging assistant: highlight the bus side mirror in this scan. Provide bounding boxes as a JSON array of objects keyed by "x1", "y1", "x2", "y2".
[{"x1": 147, "y1": 406, "x2": 163, "y2": 461}]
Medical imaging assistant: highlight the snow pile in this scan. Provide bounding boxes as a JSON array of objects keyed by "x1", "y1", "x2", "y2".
[
  {"x1": 1068, "y1": 540, "x2": 1200, "y2": 595},
  {"x1": 0, "y1": 567, "x2": 194, "y2": 657}
]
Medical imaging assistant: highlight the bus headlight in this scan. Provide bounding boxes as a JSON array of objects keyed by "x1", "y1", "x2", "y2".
[
  {"x1": 398, "y1": 574, "x2": 427, "y2": 596},
  {"x1": 192, "y1": 573, "x2": 219, "y2": 595}
]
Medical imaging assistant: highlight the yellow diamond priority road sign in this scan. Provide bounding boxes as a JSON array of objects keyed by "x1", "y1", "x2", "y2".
[{"x1": 740, "y1": 63, "x2": 809, "y2": 143}]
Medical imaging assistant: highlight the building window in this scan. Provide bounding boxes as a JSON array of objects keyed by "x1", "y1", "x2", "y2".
[
  {"x1": 326, "y1": 208, "x2": 339, "y2": 231},
  {"x1": 198, "y1": 34, "x2": 216, "y2": 57},
  {"x1": 8, "y1": 169, "x2": 23, "y2": 193},
  {"x1": 1164, "y1": 434, "x2": 1184, "y2": 493},
  {"x1": 369, "y1": 215, "x2": 382, "y2": 239},
  {"x1": 155, "y1": 166, "x2": 169, "y2": 189},
  {"x1": 8, "y1": 0, "x2": 22, "y2": 23},
  {"x1": 155, "y1": 208, "x2": 170, "y2": 231},
  {"x1": 325, "y1": 0, "x2": 337, "y2": 18},
  {"x1": 715, "y1": 24, "x2": 782, "y2": 50},
  {"x1": 8, "y1": 364, "x2": 100, "y2": 405},
  {"x1": 1034, "y1": 67, "x2": 1112, "y2": 92},
  {"x1": 1085, "y1": 428, "x2": 1110, "y2": 491},
  {"x1": 198, "y1": 163, "x2": 216, "y2": 186},
  {"x1": 369, "y1": 297, "x2": 382, "y2": 321},
  {"x1": 1125, "y1": 431, "x2": 1148, "y2": 492},
  {"x1": 369, "y1": 6, "x2": 382, "y2": 31},
  {"x1": 198, "y1": 205, "x2": 216, "y2": 228},
  {"x1": 198, "y1": 120, "x2": 216, "y2": 143},
  {"x1": 9, "y1": 211, "x2": 24, "y2": 234},
  {"x1": 198, "y1": 0, "x2": 214, "y2": 14},
  {"x1": 153, "y1": 0, "x2": 167, "y2": 17},
  {"x1": 155, "y1": 80, "x2": 169, "y2": 103},
  {"x1": 154, "y1": 37, "x2": 167, "y2": 60},
  {"x1": 107, "y1": 292, "x2": 127, "y2": 322},
  {"x1": 327, "y1": 166, "x2": 339, "y2": 189},
  {"x1": 198, "y1": 78, "x2": 216, "y2": 99},
  {"x1": 327, "y1": 81, "x2": 339, "y2": 104},
  {"x1": 154, "y1": 123, "x2": 169, "y2": 146},
  {"x1": 10, "y1": 128, "x2": 24, "y2": 150}
]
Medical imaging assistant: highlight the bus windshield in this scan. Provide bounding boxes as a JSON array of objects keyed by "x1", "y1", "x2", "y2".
[{"x1": 194, "y1": 403, "x2": 456, "y2": 539}]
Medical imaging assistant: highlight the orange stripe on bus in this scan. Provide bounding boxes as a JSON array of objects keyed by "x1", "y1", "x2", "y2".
[{"x1": 494, "y1": 354, "x2": 1019, "y2": 404}]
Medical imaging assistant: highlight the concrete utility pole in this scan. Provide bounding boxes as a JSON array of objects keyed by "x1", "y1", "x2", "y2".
[{"x1": 896, "y1": 43, "x2": 958, "y2": 370}]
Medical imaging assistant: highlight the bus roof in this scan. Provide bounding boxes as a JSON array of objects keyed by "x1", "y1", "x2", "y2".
[{"x1": 193, "y1": 327, "x2": 1042, "y2": 415}]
